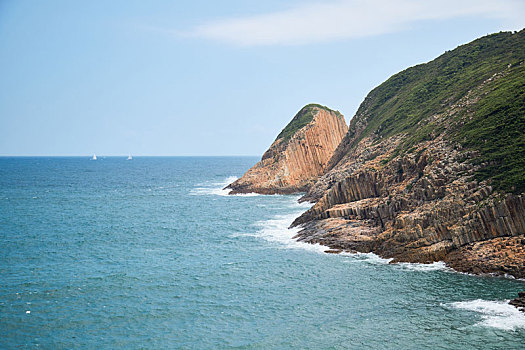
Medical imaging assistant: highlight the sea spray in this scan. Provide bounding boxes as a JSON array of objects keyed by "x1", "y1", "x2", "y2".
[{"x1": 447, "y1": 299, "x2": 525, "y2": 331}]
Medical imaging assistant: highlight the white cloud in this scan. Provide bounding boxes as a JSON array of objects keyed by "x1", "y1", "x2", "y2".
[{"x1": 180, "y1": 0, "x2": 525, "y2": 46}]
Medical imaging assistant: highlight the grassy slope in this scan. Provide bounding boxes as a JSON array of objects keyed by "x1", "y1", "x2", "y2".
[
  {"x1": 350, "y1": 30, "x2": 525, "y2": 193},
  {"x1": 277, "y1": 104, "x2": 343, "y2": 142},
  {"x1": 457, "y1": 63, "x2": 525, "y2": 193}
]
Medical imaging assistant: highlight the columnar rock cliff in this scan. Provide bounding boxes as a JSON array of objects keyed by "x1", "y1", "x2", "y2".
[
  {"x1": 226, "y1": 104, "x2": 347, "y2": 194},
  {"x1": 290, "y1": 31, "x2": 525, "y2": 278}
]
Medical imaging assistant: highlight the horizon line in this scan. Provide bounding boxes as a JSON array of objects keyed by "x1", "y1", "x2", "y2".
[{"x1": 0, "y1": 154, "x2": 260, "y2": 158}]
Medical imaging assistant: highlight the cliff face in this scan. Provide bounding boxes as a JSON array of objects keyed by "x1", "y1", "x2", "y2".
[
  {"x1": 227, "y1": 104, "x2": 347, "y2": 194},
  {"x1": 292, "y1": 31, "x2": 525, "y2": 278}
]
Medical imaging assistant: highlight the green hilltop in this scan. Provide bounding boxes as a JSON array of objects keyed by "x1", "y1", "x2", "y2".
[
  {"x1": 348, "y1": 30, "x2": 525, "y2": 194},
  {"x1": 276, "y1": 104, "x2": 343, "y2": 143}
]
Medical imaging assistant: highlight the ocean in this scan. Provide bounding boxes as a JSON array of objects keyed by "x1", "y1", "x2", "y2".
[{"x1": 1, "y1": 156, "x2": 524, "y2": 349}]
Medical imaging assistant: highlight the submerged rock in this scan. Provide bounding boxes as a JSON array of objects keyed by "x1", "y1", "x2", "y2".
[
  {"x1": 324, "y1": 249, "x2": 343, "y2": 254},
  {"x1": 509, "y1": 292, "x2": 525, "y2": 313}
]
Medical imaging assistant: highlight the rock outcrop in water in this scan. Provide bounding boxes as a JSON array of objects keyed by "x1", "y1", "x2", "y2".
[
  {"x1": 510, "y1": 292, "x2": 525, "y2": 313},
  {"x1": 290, "y1": 31, "x2": 525, "y2": 278},
  {"x1": 226, "y1": 104, "x2": 347, "y2": 194}
]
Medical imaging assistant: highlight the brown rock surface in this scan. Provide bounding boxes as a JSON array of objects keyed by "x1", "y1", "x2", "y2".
[
  {"x1": 291, "y1": 67, "x2": 525, "y2": 278},
  {"x1": 445, "y1": 236, "x2": 525, "y2": 278},
  {"x1": 292, "y1": 125, "x2": 525, "y2": 276},
  {"x1": 226, "y1": 105, "x2": 347, "y2": 194}
]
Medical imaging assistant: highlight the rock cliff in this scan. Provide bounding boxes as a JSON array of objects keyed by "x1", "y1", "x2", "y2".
[
  {"x1": 226, "y1": 104, "x2": 347, "y2": 194},
  {"x1": 291, "y1": 31, "x2": 525, "y2": 278}
]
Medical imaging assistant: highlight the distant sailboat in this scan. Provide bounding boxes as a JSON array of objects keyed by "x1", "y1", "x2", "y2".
[
  {"x1": 92, "y1": 154, "x2": 97, "y2": 160},
  {"x1": 127, "y1": 154, "x2": 133, "y2": 160}
]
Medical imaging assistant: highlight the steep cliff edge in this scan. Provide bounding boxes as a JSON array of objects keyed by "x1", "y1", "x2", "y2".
[
  {"x1": 226, "y1": 104, "x2": 348, "y2": 194},
  {"x1": 292, "y1": 31, "x2": 525, "y2": 278}
]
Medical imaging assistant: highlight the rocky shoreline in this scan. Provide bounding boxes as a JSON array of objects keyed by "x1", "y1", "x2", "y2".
[
  {"x1": 287, "y1": 32, "x2": 525, "y2": 280},
  {"x1": 290, "y1": 130, "x2": 525, "y2": 279},
  {"x1": 228, "y1": 31, "x2": 525, "y2": 284},
  {"x1": 293, "y1": 222, "x2": 525, "y2": 279}
]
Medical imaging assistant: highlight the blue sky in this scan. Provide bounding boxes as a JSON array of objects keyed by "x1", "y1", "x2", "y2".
[{"x1": 1, "y1": 0, "x2": 524, "y2": 156}]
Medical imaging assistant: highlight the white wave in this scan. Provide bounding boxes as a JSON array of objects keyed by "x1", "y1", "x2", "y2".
[
  {"x1": 396, "y1": 261, "x2": 450, "y2": 271},
  {"x1": 190, "y1": 186, "x2": 231, "y2": 196},
  {"x1": 240, "y1": 197, "x2": 326, "y2": 253},
  {"x1": 190, "y1": 176, "x2": 239, "y2": 196},
  {"x1": 447, "y1": 299, "x2": 525, "y2": 331},
  {"x1": 253, "y1": 213, "x2": 327, "y2": 253},
  {"x1": 342, "y1": 252, "x2": 393, "y2": 264},
  {"x1": 233, "y1": 192, "x2": 261, "y2": 197},
  {"x1": 287, "y1": 200, "x2": 313, "y2": 210},
  {"x1": 341, "y1": 254, "x2": 452, "y2": 271},
  {"x1": 190, "y1": 176, "x2": 267, "y2": 196}
]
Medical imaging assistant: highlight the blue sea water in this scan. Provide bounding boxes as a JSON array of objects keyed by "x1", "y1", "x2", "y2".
[{"x1": 1, "y1": 156, "x2": 524, "y2": 349}]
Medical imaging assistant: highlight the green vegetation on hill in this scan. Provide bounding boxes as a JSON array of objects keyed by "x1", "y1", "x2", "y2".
[
  {"x1": 456, "y1": 63, "x2": 525, "y2": 193},
  {"x1": 351, "y1": 30, "x2": 525, "y2": 194},
  {"x1": 277, "y1": 104, "x2": 343, "y2": 142}
]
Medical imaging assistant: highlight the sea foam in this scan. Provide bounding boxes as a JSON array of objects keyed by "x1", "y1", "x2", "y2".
[
  {"x1": 342, "y1": 252, "x2": 393, "y2": 264},
  {"x1": 252, "y1": 212, "x2": 327, "y2": 253},
  {"x1": 396, "y1": 261, "x2": 450, "y2": 272},
  {"x1": 237, "y1": 197, "x2": 327, "y2": 253},
  {"x1": 447, "y1": 299, "x2": 525, "y2": 331},
  {"x1": 190, "y1": 176, "x2": 260, "y2": 197}
]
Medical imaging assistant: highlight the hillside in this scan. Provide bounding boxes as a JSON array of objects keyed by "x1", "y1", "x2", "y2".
[{"x1": 292, "y1": 30, "x2": 525, "y2": 277}]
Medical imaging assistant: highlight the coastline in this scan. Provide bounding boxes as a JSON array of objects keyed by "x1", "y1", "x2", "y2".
[
  {"x1": 224, "y1": 182, "x2": 525, "y2": 281},
  {"x1": 296, "y1": 227, "x2": 525, "y2": 281},
  {"x1": 293, "y1": 216, "x2": 525, "y2": 280}
]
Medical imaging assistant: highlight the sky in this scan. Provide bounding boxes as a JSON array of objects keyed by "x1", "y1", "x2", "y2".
[{"x1": 1, "y1": 0, "x2": 524, "y2": 156}]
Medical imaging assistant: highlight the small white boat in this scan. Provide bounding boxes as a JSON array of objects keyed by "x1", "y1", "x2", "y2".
[
  {"x1": 92, "y1": 154, "x2": 97, "y2": 160},
  {"x1": 127, "y1": 154, "x2": 133, "y2": 160}
]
